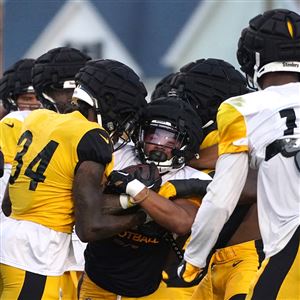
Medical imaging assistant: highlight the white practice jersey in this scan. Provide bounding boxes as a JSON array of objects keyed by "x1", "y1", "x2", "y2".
[
  {"x1": 185, "y1": 82, "x2": 300, "y2": 267},
  {"x1": 218, "y1": 82, "x2": 300, "y2": 258}
]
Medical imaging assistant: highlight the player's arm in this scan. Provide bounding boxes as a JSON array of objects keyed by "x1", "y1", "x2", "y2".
[
  {"x1": 73, "y1": 129, "x2": 146, "y2": 242},
  {"x1": 184, "y1": 102, "x2": 250, "y2": 267},
  {"x1": 184, "y1": 152, "x2": 249, "y2": 268},
  {"x1": 106, "y1": 164, "x2": 201, "y2": 236},
  {"x1": 139, "y1": 192, "x2": 199, "y2": 236},
  {"x1": 188, "y1": 144, "x2": 218, "y2": 170},
  {"x1": 74, "y1": 161, "x2": 146, "y2": 242},
  {"x1": 187, "y1": 141, "x2": 257, "y2": 204}
]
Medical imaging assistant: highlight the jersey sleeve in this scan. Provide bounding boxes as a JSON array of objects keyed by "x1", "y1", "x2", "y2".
[
  {"x1": 159, "y1": 181, "x2": 202, "y2": 205},
  {"x1": 76, "y1": 128, "x2": 113, "y2": 169},
  {"x1": 0, "y1": 118, "x2": 23, "y2": 164},
  {"x1": 217, "y1": 102, "x2": 248, "y2": 155}
]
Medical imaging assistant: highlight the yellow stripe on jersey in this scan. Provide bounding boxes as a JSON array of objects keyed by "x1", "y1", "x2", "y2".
[
  {"x1": 217, "y1": 102, "x2": 248, "y2": 155},
  {"x1": 0, "y1": 117, "x2": 24, "y2": 164}
]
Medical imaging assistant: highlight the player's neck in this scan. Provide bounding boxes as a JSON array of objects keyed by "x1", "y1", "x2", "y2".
[{"x1": 260, "y1": 72, "x2": 299, "y2": 89}]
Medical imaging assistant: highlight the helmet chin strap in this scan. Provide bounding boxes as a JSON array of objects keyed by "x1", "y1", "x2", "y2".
[
  {"x1": 72, "y1": 85, "x2": 103, "y2": 127},
  {"x1": 42, "y1": 92, "x2": 59, "y2": 112}
]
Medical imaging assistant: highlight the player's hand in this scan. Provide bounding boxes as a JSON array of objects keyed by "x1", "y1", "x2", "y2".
[
  {"x1": 106, "y1": 163, "x2": 162, "y2": 195},
  {"x1": 126, "y1": 163, "x2": 161, "y2": 192},
  {"x1": 106, "y1": 170, "x2": 135, "y2": 195},
  {"x1": 177, "y1": 260, "x2": 203, "y2": 283}
]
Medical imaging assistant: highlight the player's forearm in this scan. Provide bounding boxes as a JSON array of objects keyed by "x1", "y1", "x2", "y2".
[
  {"x1": 76, "y1": 210, "x2": 146, "y2": 242},
  {"x1": 139, "y1": 190, "x2": 197, "y2": 235}
]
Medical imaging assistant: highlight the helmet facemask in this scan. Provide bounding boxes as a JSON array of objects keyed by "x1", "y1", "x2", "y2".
[
  {"x1": 137, "y1": 120, "x2": 188, "y2": 174},
  {"x1": 110, "y1": 112, "x2": 142, "y2": 152}
]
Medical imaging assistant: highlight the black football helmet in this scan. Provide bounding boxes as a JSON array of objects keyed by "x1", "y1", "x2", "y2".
[
  {"x1": 150, "y1": 72, "x2": 178, "y2": 101},
  {"x1": 32, "y1": 47, "x2": 91, "y2": 112},
  {"x1": 135, "y1": 97, "x2": 203, "y2": 174},
  {"x1": 168, "y1": 58, "x2": 249, "y2": 137},
  {"x1": 0, "y1": 59, "x2": 36, "y2": 111},
  {"x1": 72, "y1": 59, "x2": 148, "y2": 150},
  {"x1": 237, "y1": 9, "x2": 300, "y2": 89}
]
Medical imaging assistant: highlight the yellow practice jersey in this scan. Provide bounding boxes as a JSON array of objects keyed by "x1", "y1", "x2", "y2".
[
  {"x1": 0, "y1": 111, "x2": 32, "y2": 164},
  {"x1": 9, "y1": 109, "x2": 113, "y2": 233}
]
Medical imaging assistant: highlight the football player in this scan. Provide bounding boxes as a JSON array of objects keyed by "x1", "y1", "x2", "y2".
[
  {"x1": 0, "y1": 47, "x2": 91, "y2": 299},
  {"x1": 0, "y1": 58, "x2": 37, "y2": 120},
  {"x1": 181, "y1": 9, "x2": 300, "y2": 300},
  {"x1": 178, "y1": 59, "x2": 262, "y2": 300},
  {"x1": 0, "y1": 59, "x2": 147, "y2": 299},
  {"x1": 77, "y1": 96, "x2": 213, "y2": 299},
  {"x1": 0, "y1": 59, "x2": 40, "y2": 112},
  {"x1": 0, "y1": 58, "x2": 40, "y2": 221},
  {"x1": 150, "y1": 58, "x2": 262, "y2": 300}
]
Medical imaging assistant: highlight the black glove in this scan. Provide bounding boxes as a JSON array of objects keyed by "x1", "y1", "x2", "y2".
[{"x1": 106, "y1": 163, "x2": 162, "y2": 195}]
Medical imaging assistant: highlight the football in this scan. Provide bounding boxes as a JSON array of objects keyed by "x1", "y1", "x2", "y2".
[
  {"x1": 107, "y1": 163, "x2": 161, "y2": 192},
  {"x1": 122, "y1": 163, "x2": 157, "y2": 181},
  {"x1": 116, "y1": 163, "x2": 161, "y2": 192}
]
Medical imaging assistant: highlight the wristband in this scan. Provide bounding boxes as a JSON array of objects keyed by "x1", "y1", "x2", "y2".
[
  {"x1": 126, "y1": 179, "x2": 146, "y2": 197},
  {"x1": 132, "y1": 188, "x2": 150, "y2": 204},
  {"x1": 119, "y1": 194, "x2": 135, "y2": 209}
]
